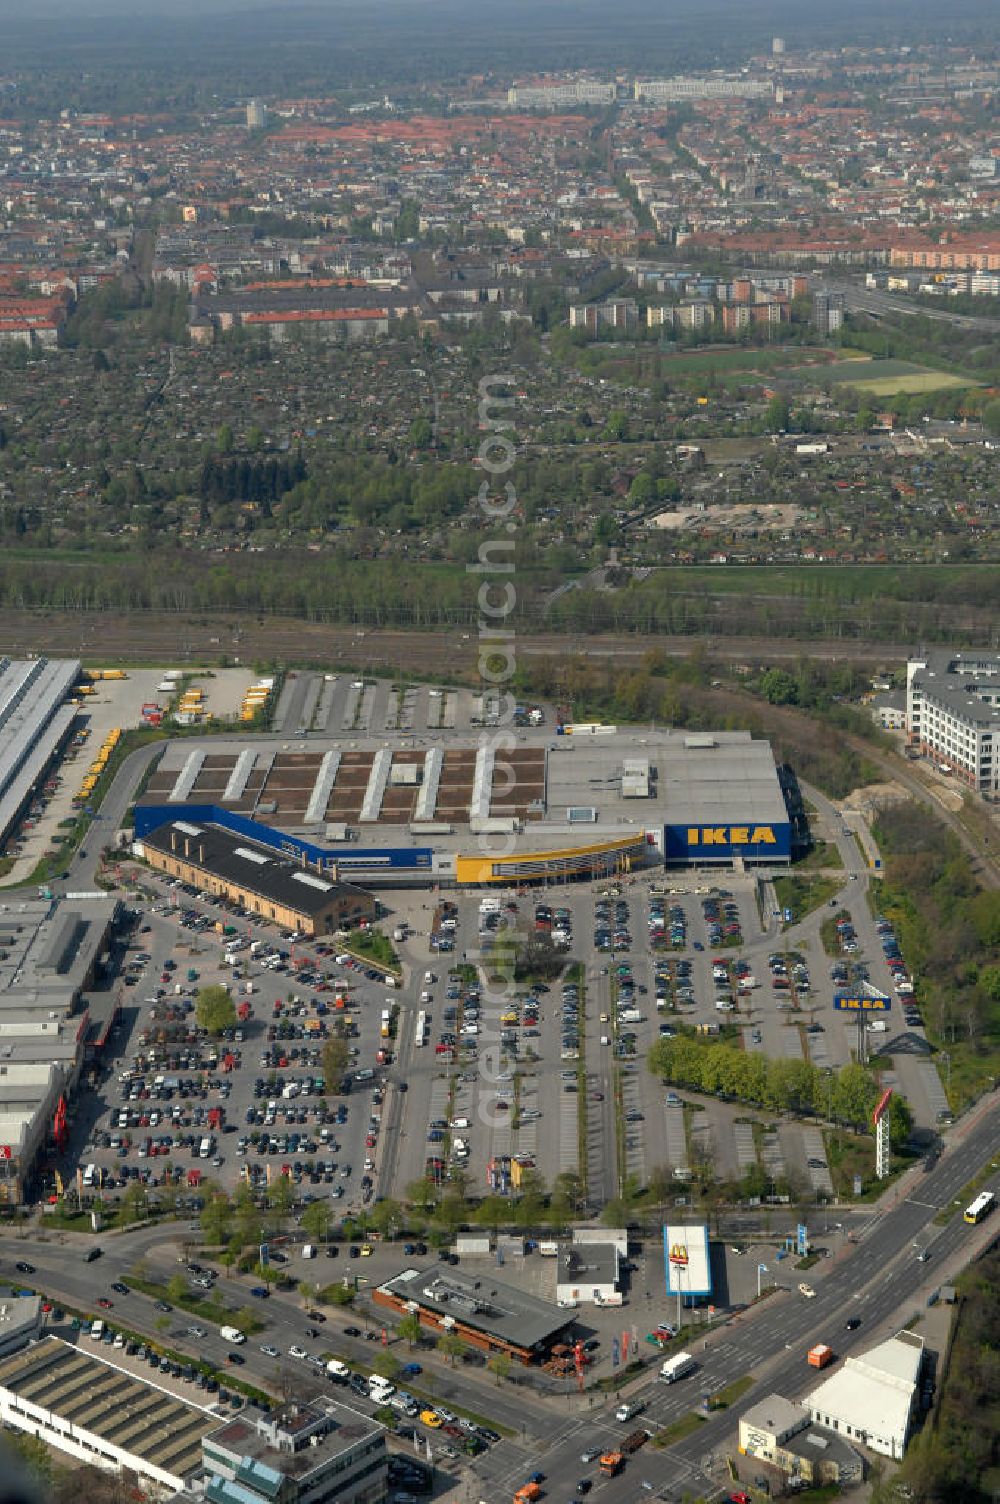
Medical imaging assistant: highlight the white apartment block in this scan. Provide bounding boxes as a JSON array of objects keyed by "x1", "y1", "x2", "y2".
[
  {"x1": 906, "y1": 652, "x2": 1000, "y2": 796},
  {"x1": 634, "y1": 77, "x2": 772, "y2": 102},
  {"x1": 507, "y1": 82, "x2": 615, "y2": 108}
]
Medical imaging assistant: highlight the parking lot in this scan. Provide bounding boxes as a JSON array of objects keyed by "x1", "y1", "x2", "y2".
[
  {"x1": 272, "y1": 670, "x2": 542, "y2": 740},
  {"x1": 64, "y1": 826, "x2": 946, "y2": 1233},
  {"x1": 70, "y1": 871, "x2": 402, "y2": 1215}
]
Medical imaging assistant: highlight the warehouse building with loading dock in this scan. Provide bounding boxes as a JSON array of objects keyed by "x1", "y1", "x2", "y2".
[{"x1": 133, "y1": 726, "x2": 792, "y2": 888}]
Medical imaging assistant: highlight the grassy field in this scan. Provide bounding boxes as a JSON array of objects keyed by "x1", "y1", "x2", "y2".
[
  {"x1": 774, "y1": 872, "x2": 841, "y2": 924},
  {"x1": 818, "y1": 358, "x2": 981, "y2": 395},
  {"x1": 850, "y1": 371, "x2": 975, "y2": 395}
]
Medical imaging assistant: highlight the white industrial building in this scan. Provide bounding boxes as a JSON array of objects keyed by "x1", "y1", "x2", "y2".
[
  {"x1": 805, "y1": 1329, "x2": 924, "y2": 1461},
  {"x1": 0, "y1": 656, "x2": 80, "y2": 849},
  {"x1": 906, "y1": 651, "x2": 1000, "y2": 796},
  {"x1": 0, "y1": 1335, "x2": 218, "y2": 1492}
]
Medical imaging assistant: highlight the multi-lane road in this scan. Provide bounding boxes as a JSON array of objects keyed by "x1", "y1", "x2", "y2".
[{"x1": 4, "y1": 1094, "x2": 996, "y2": 1501}]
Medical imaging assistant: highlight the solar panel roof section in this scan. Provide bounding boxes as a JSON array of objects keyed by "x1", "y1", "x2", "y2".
[
  {"x1": 0, "y1": 1336, "x2": 216, "y2": 1486},
  {"x1": 223, "y1": 749, "x2": 258, "y2": 803},
  {"x1": 360, "y1": 748, "x2": 392, "y2": 822},
  {"x1": 170, "y1": 750, "x2": 207, "y2": 802},
  {"x1": 305, "y1": 750, "x2": 341, "y2": 825}
]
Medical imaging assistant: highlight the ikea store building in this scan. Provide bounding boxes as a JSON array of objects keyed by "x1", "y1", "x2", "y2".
[{"x1": 134, "y1": 725, "x2": 793, "y2": 889}]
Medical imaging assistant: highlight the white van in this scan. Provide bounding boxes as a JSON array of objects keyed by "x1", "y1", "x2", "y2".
[
  {"x1": 219, "y1": 1326, "x2": 246, "y2": 1344},
  {"x1": 302, "y1": 1244, "x2": 317, "y2": 1259},
  {"x1": 89, "y1": 1319, "x2": 105, "y2": 1341},
  {"x1": 82, "y1": 1163, "x2": 97, "y2": 1188},
  {"x1": 326, "y1": 1359, "x2": 350, "y2": 1381},
  {"x1": 369, "y1": 1376, "x2": 395, "y2": 1399},
  {"x1": 450, "y1": 1117, "x2": 470, "y2": 1130},
  {"x1": 868, "y1": 1020, "x2": 888, "y2": 1033}
]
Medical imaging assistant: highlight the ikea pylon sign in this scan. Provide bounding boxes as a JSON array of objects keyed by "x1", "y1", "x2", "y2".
[{"x1": 664, "y1": 821, "x2": 791, "y2": 864}]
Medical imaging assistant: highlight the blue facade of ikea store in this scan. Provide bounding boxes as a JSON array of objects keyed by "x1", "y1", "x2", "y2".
[
  {"x1": 133, "y1": 804, "x2": 434, "y2": 873},
  {"x1": 663, "y1": 820, "x2": 791, "y2": 865}
]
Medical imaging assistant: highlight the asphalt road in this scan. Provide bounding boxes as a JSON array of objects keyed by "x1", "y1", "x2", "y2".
[
  {"x1": 828, "y1": 277, "x2": 1000, "y2": 333},
  {"x1": 472, "y1": 1098, "x2": 1000, "y2": 1499},
  {"x1": 1, "y1": 1087, "x2": 997, "y2": 1500}
]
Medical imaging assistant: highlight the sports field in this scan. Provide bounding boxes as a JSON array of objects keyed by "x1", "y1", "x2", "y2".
[{"x1": 818, "y1": 358, "x2": 978, "y2": 395}]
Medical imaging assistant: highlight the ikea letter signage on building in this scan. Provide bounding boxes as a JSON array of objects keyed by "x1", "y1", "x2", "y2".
[
  {"x1": 664, "y1": 821, "x2": 791, "y2": 863},
  {"x1": 688, "y1": 825, "x2": 777, "y2": 847},
  {"x1": 834, "y1": 994, "x2": 891, "y2": 1013}
]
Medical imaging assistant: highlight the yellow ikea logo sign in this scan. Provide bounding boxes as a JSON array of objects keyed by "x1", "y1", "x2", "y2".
[{"x1": 687, "y1": 826, "x2": 777, "y2": 846}]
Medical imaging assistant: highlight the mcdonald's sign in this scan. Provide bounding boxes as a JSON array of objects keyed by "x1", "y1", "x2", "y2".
[{"x1": 669, "y1": 1243, "x2": 689, "y2": 1267}]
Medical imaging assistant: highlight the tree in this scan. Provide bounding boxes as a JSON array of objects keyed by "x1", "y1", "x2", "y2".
[
  {"x1": 195, "y1": 985, "x2": 237, "y2": 1036},
  {"x1": 764, "y1": 394, "x2": 790, "y2": 433},
  {"x1": 166, "y1": 1273, "x2": 188, "y2": 1305},
  {"x1": 200, "y1": 1191, "x2": 232, "y2": 1245},
  {"x1": 6, "y1": 1430, "x2": 54, "y2": 1485},
  {"x1": 488, "y1": 1351, "x2": 512, "y2": 1386},
  {"x1": 760, "y1": 667, "x2": 799, "y2": 705},
  {"x1": 372, "y1": 1350, "x2": 399, "y2": 1380},
  {"x1": 267, "y1": 1174, "x2": 294, "y2": 1218},
  {"x1": 398, "y1": 1312, "x2": 422, "y2": 1349},
  {"x1": 234, "y1": 1306, "x2": 257, "y2": 1334},
  {"x1": 436, "y1": 1331, "x2": 465, "y2": 1366},
  {"x1": 301, "y1": 1199, "x2": 331, "y2": 1245},
  {"x1": 121, "y1": 1180, "x2": 148, "y2": 1223},
  {"x1": 322, "y1": 1036, "x2": 349, "y2": 1092}
]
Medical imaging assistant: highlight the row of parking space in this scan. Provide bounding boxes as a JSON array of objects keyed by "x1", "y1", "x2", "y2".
[
  {"x1": 76, "y1": 874, "x2": 397, "y2": 1210},
  {"x1": 277, "y1": 673, "x2": 517, "y2": 738}
]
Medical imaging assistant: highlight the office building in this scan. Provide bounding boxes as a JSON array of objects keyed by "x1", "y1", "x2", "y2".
[
  {"x1": 906, "y1": 651, "x2": 1000, "y2": 796},
  {"x1": 246, "y1": 100, "x2": 267, "y2": 130},
  {"x1": 183, "y1": 1398, "x2": 387, "y2": 1504},
  {"x1": 0, "y1": 1294, "x2": 42, "y2": 1358}
]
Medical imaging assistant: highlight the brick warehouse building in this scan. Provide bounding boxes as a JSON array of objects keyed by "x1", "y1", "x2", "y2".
[{"x1": 137, "y1": 820, "x2": 375, "y2": 937}]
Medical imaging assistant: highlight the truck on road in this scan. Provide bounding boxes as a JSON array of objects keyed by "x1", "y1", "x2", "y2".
[
  {"x1": 659, "y1": 1350, "x2": 696, "y2": 1383},
  {"x1": 622, "y1": 1429, "x2": 651, "y2": 1454}
]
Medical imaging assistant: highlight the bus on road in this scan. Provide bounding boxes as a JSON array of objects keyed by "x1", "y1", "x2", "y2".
[{"x1": 964, "y1": 1190, "x2": 995, "y2": 1225}]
